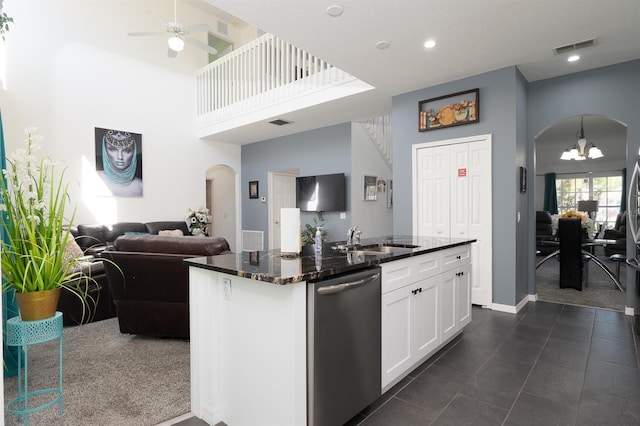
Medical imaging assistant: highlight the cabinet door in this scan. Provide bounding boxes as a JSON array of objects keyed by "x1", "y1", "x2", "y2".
[
  {"x1": 456, "y1": 263, "x2": 472, "y2": 329},
  {"x1": 412, "y1": 276, "x2": 440, "y2": 360},
  {"x1": 381, "y1": 286, "x2": 413, "y2": 389},
  {"x1": 440, "y1": 270, "x2": 458, "y2": 342}
]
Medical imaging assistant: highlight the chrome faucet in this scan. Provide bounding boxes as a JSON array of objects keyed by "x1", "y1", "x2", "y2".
[{"x1": 346, "y1": 225, "x2": 360, "y2": 246}]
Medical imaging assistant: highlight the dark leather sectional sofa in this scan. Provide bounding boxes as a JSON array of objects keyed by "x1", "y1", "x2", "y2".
[
  {"x1": 58, "y1": 221, "x2": 192, "y2": 326},
  {"x1": 102, "y1": 234, "x2": 231, "y2": 338}
]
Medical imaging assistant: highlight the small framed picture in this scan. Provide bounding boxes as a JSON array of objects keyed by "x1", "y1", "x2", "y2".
[
  {"x1": 249, "y1": 181, "x2": 259, "y2": 199},
  {"x1": 519, "y1": 167, "x2": 527, "y2": 193}
]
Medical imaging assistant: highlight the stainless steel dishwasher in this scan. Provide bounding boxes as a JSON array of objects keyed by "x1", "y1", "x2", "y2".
[{"x1": 308, "y1": 267, "x2": 381, "y2": 426}]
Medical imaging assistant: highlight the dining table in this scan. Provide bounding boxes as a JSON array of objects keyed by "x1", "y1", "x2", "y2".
[{"x1": 535, "y1": 238, "x2": 623, "y2": 292}]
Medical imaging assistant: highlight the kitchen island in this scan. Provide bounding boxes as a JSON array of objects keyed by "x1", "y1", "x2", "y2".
[{"x1": 186, "y1": 235, "x2": 475, "y2": 426}]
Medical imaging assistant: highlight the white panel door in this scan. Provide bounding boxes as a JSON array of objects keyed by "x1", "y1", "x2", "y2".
[
  {"x1": 467, "y1": 140, "x2": 492, "y2": 307},
  {"x1": 432, "y1": 146, "x2": 450, "y2": 237},
  {"x1": 416, "y1": 147, "x2": 435, "y2": 237},
  {"x1": 450, "y1": 143, "x2": 469, "y2": 239},
  {"x1": 416, "y1": 146, "x2": 450, "y2": 238},
  {"x1": 268, "y1": 173, "x2": 297, "y2": 250}
]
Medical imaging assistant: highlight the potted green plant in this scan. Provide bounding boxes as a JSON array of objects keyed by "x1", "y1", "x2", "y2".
[
  {"x1": 1, "y1": 127, "x2": 86, "y2": 321},
  {"x1": 302, "y1": 212, "x2": 328, "y2": 246}
]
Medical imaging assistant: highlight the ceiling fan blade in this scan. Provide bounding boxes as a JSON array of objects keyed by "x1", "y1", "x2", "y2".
[
  {"x1": 168, "y1": 47, "x2": 178, "y2": 58},
  {"x1": 127, "y1": 31, "x2": 164, "y2": 37},
  {"x1": 185, "y1": 23, "x2": 209, "y2": 34},
  {"x1": 186, "y1": 36, "x2": 218, "y2": 55}
]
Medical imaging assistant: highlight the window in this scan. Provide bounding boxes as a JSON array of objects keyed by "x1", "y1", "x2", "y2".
[
  {"x1": 208, "y1": 33, "x2": 234, "y2": 63},
  {"x1": 556, "y1": 173, "x2": 622, "y2": 229}
]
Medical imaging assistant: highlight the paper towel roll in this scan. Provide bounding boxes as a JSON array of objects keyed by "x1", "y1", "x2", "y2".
[{"x1": 281, "y1": 208, "x2": 301, "y2": 255}]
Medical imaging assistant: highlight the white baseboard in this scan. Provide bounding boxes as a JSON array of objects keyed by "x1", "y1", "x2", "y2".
[
  {"x1": 491, "y1": 294, "x2": 531, "y2": 314},
  {"x1": 528, "y1": 293, "x2": 538, "y2": 302}
]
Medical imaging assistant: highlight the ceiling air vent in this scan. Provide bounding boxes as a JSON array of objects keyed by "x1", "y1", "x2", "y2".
[
  {"x1": 553, "y1": 37, "x2": 597, "y2": 55},
  {"x1": 269, "y1": 119, "x2": 293, "y2": 126}
]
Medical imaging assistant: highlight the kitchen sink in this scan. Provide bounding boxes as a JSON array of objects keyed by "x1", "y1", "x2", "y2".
[
  {"x1": 354, "y1": 244, "x2": 418, "y2": 256},
  {"x1": 333, "y1": 242, "x2": 420, "y2": 256}
]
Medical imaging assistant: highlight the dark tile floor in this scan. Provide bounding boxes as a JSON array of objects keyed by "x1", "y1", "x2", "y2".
[
  {"x1": 348, "y1": 302, "x2": 640, "y2": 426},
  {"x1": 170, "y1": 302, "x2": 640, "y2": 426}
]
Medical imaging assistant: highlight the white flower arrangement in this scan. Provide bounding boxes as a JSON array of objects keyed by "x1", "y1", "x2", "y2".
[
  {"x1": 186, "y1": 207, "x2": 211, "y2": 236},
  {"x1": 551, "y1": 209, "x2": 595, "y2": 238},
  {"x1": 0, "y1": 127, "x2": 80, "y2": 293}
]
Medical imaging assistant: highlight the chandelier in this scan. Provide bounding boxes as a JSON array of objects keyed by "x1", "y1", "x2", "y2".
[{"x1": 560, "y1": 116, "x2": 604, "y2": 160}]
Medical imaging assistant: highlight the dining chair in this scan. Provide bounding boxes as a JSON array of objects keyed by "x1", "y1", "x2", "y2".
[{"x1": 558, "y1": 218, "x2": 590, "y2": 290}]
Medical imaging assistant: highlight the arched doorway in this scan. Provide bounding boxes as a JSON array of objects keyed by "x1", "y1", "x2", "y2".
[
  {"x1": 533, "y1": 114, "x2": 628, "y2": 310},
  {"x1": 206, "y1": 164, "x2": 238, "y2": 252}
]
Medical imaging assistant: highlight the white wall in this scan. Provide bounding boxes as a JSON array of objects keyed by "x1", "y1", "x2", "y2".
[
  {"x1": 350, "y1": 122, "x2": 393, "y2": 238},
  {"x1": 0, "y1": 0, "x2": 241, "y2": 225}
]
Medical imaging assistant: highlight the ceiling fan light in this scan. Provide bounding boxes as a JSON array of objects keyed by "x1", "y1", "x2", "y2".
[
  {"x1": 588, "y1": 146, "x2": 604, "y2": 159},
  {"x1": 168, "y1": 36, "x2": 184, "y2": 52},
  {"x1": 560, "y1": 149, "x2": 573, "y2": 160},
  {"x1": 569, "y1": 147, "x2": 579, "y2": 159}
]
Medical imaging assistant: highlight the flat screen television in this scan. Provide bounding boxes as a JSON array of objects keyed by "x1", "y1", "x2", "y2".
[{"x1": 296, "y1": 173, "x2": 346, "y2": 212}]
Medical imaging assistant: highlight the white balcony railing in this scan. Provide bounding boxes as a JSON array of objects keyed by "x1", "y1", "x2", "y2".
[{"x1": 196, "y1": 33, "x2": 369, "y2": 135}]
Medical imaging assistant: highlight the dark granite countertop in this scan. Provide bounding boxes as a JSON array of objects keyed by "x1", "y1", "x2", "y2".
[{"x1": 185, "y1": 235, "x2": 476, "y2": 285}]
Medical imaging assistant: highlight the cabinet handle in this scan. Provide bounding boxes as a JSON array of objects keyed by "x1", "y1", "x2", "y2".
[{"x1": 456, "y1": 255, "x2": 461, "y2": 260}]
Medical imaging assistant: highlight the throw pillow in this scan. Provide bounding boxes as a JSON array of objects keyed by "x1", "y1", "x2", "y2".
[
  {"x1": 159, "y1": 229, "x2": 183, "y2": 236},
  {"x1": 124, "y1": 231, "x2": 149, "y2": 236},
  {"x1": 63, "y1": 233, "x2": 85, "y2": 265}
]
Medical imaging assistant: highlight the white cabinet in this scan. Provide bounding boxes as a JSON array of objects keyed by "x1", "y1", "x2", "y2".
[
  {"x1": 456, "y1": 263, "x2": 472, "y2": 329},
  {"x1": 381, "y1": 246, "x2": 472, "y2": 390}
]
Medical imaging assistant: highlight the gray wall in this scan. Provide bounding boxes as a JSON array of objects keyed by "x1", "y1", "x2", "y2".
[
  {"x1": 527, "y1": 59, "x2": 640, "y2": 309},
  {"x1": 392, "y1": 66, "x2": 522, "y2": 306},
  {"x1": 241, "y1": 123, "x2": 352, "y2": 244},
  {"x1": 515, "y1": 69, "x2": 530, "y2": 304}
]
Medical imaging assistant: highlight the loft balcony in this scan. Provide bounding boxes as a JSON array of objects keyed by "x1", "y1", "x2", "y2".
[{"x1": 195, "y1": 33, "x2": 374, "y2": 140}]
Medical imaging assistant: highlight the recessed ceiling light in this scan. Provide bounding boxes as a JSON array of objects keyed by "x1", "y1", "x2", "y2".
[
  {"x1": 326, "y1": 5, "x2": 344, "y2": 17},
  {"x1": 423, "y1": 40, "x2": 436, "y2": 49},
  {"x1": 568, "y1": 54, "x2": 580, "y2": 62},
  {"x1": 376, "y1": 40, "x2": 390, "y2": 50}
]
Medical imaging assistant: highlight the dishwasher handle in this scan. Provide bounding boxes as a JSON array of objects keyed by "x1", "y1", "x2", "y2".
[{"x1": 316, "y1": 273, "x2": 380, "y2": 295}]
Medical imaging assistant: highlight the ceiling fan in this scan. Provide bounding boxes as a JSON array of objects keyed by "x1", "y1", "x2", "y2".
[{"x1": 127, "y1": 0, "x2": 218, "y2": 58}]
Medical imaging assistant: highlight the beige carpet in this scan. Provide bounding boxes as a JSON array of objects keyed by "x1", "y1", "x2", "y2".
[
  {"x1": 535, "y1": 254, "x2": 626, "y2": 311},
  {"x1": 3, "y1": 317, "x2": 190, "y2": 426}
]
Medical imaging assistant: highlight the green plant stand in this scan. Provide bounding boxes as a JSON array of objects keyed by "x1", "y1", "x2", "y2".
[{"x1": 5, "y1": 311, "x2": 63, "y2": 425}]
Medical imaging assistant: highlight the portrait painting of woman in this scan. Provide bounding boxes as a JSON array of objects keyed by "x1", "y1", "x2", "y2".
[{"x1": 94, "y1": 127, "x2": 143, "y2": 197}]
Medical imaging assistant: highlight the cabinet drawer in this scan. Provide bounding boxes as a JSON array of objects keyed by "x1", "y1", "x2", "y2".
[
  {"x1": 441, "y1": 246, "x2": 471, "y2": 272},
  {"x1": 381, "y1": 252, "x2": 441, "y2": 294}
]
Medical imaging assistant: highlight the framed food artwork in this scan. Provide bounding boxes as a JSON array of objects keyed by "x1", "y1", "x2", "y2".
[{"x1": 418, "y1": 88, "x2": 479, "y2": 131}]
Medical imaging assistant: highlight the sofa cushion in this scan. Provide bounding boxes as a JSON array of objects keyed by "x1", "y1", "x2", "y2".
[
  {"x1": 64, "y1": 233, "x2": 85, "y2": 265},
  {"x1": 145, "y1": 221, "x2": 189, "y2": 235},
  {"x1": 76, "y1": 224, "x2": 108, "y2": 250},
  {"x1": 159, "y1": 229, "x2": 184, "y2": 236},
  {"x1": 104, "y1": 222, "x2": 147, "y2": 242},
  {"x1": 113, "y1": 235, "x2": 231, "y2": 256}
]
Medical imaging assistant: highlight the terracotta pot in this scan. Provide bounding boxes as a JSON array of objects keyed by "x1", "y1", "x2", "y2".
[{"x1": 15, "y1": 288, "x2": 61, "y2": 321}]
